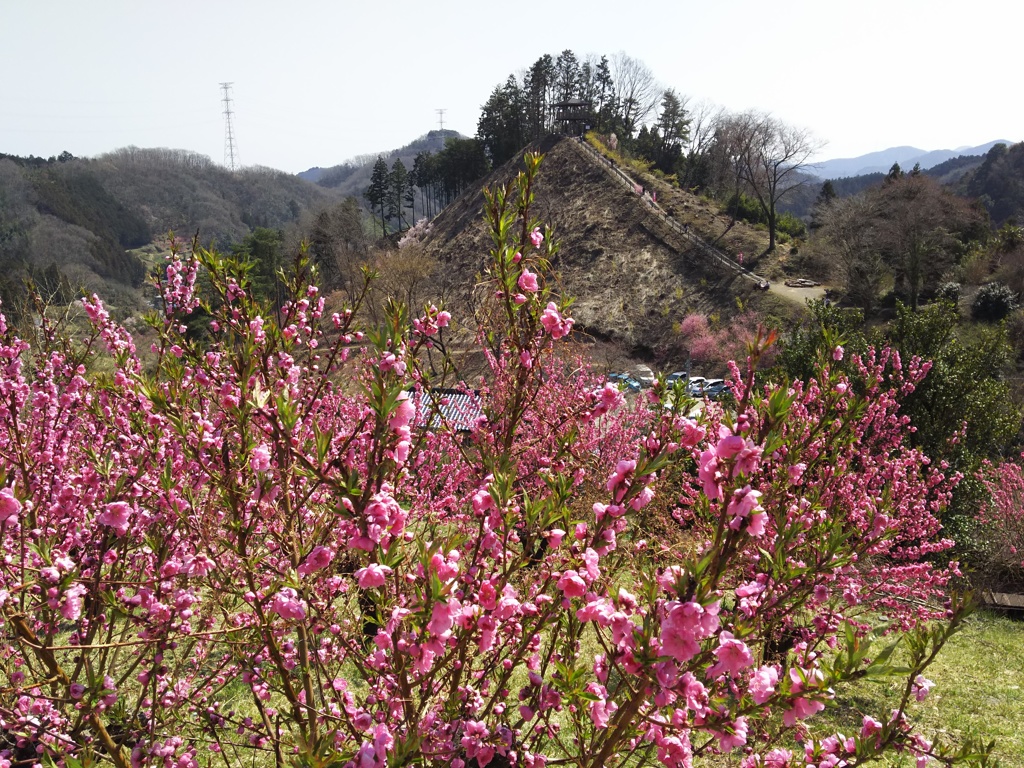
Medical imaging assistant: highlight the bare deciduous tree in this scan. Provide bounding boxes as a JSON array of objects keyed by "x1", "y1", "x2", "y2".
[
  {"x1": 817, "y1": 194, "x2": 887, "y2": 315},
  {"x1": 611, "y1": 53, "x2": 659, "y2": 137},
  {"x1": 731, "y1": 111, "x2": 824, "y2": 251}
]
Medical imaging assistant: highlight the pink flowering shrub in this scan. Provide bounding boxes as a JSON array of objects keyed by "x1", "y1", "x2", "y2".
[
  {"x1": 977, "y1": 456, "x2": 1024, "y2": 590},
  {"x1": 0, "y1": 154, "x2": 992, "y2": 768},
  {"x1": 676, "y1": 311, "x2": 779, "y2": 373}
]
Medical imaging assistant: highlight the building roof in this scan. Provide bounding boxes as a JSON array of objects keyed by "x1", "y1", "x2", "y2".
[{"x1": 411, "y1": 388, "x2": 485, "y2": 433}]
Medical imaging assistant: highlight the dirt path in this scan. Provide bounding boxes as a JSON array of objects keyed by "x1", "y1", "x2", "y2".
[{"x1": 769, "y1": 283, "x2": 827, "y2": 303}]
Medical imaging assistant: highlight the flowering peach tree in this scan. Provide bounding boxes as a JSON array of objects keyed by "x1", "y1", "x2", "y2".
[
  {"x1": 0, "y1": 153, "x2": 994, "y2": 768},
  {"x1": 977, "y1": 457, "x2": 1024, "y2": 590}
]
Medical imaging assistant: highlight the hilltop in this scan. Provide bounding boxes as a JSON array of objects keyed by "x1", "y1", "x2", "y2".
[{"x1": 419, "y1": 136, "x2": 805, "y2": 361}]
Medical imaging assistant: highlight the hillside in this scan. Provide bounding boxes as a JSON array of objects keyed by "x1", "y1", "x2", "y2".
[
  {"x1": 421, "y1": 135, "x2": 797, "y2": 359},
  {"x1": 0, "y1": 148, "x2": 338, "y2": 320}
]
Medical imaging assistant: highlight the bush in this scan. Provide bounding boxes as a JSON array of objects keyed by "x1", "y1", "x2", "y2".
[
  {"x1": 977, "y1": 459, "x2": 1024, "y2": 590},
  {"x1": 777, "y1": 211, "x2": 807, "y2": 239},
  {"x1": 726, "y1": 191, "x2": 765, "y2": 226},
  {"x1": 937, "y1": 281, "x2": 962, "y2": 303},
  {"x1": 0, "y1": 154, "x2": 992, "y2": 768},
  {"x1": 972, "y1": 281, "x2": 1019, "y2": 321}
]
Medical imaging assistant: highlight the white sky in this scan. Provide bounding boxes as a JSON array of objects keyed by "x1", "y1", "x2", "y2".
[{"x1": 2, "y1": 0, "x2": 1020, "y2": 174}]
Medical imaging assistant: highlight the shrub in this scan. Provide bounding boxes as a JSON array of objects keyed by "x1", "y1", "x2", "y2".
[
  {"x1": 726, "y1": 191, "x2": 765, "y2": 225},
  {"x1": 972, "y1": 281, "x2": 1019, "y2": 321},
  {"x1": 977, "y1": 458, "x2": 1024, "y2": 590},
  {"x1": 0, "y1": 153, "x2": 991, "y2": 768},
  {"x1": 937, "y1": 281, "x2": 962, "y2": 303},
  {"x1": 776, "y1": 211, "x2": 807, "y2": 239}
]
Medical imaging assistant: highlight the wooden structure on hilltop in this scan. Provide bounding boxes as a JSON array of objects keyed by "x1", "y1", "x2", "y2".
[{"x1": 553, "y1": 98, "x2": 590, "y2": 137}]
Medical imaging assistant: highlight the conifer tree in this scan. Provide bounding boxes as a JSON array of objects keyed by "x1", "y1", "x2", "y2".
[{"x1": 364, "y1": 156, "x2": 389, "y2": 234}]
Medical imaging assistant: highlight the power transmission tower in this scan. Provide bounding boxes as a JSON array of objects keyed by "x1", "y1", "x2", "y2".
[
  {"x1": 436, "y1": 109, "x2": 446, "y2": 132},
  {"x1": 220, "y1": 82, "x2": 239, "y2": 171}
]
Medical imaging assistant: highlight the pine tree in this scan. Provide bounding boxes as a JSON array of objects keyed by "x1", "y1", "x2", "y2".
[
  {"x1": 364, "y1": 156, "x2": 389, "y2": 234},
  {"x1": 388, "y1": 158, "x2": 409, "y2": 231}
]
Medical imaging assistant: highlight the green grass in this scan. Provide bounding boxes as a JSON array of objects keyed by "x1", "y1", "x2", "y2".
[{"x1": 822, "y1": 610, "x2": 1024, "y2": 766}]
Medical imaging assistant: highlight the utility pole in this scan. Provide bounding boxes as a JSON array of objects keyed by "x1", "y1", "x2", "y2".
[
  {"x1": 220, "y1": 82, "x2": 239, "y2": 171},
  {"x1": 436, "y1": 109, "x2": 446, "y2": 132}
]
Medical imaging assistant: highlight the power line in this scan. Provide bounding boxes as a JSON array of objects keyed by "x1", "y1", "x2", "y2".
[{"x1": 220, "y1": 82, "x2": 239, "y2": 171}]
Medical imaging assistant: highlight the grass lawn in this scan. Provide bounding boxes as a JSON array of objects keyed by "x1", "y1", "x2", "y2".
[{"x1": 822, "y1": 610, "x2": 1024, "y2": 766}]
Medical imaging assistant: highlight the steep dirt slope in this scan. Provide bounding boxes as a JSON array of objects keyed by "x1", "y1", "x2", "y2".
[{"x1": 422, "y1": 136, "x2": 777, "y2": 354}]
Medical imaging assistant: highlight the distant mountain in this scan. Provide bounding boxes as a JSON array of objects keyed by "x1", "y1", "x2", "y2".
[
  {"x1": 810, "y1": 140, "x2": 1015, "y2": 179},
  {"x1": 297, "y1": 130, "x2": 465, "y2": 198}
]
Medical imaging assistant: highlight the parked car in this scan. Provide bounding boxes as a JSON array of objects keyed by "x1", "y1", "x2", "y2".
[
  {"x1": 703, "y1": 379, "x2": 730, "y2": 400},
  {"x1": 665, "y1": 371, "x2": 689, "y2": 387},
  {"x1": 608, "y1": 373, "x2": 642, "y2": 392},
  {"x1": 632, "y1": 364, "x2": 656, "y2": 388},
  {"x1": 684, "y1": 377, "x2": 707, "y2": 396},
  {"x1": 688, "y1": 378, "x2": 730, "y2": 399}
]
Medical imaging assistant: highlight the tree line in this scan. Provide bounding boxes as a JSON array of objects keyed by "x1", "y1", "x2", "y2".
[
  {"x1": 363, "y1": 138, "x2": 489, "y2": 234},
  {"x1": 476, "y1": 49, "x2": 821, "y2": 251}
]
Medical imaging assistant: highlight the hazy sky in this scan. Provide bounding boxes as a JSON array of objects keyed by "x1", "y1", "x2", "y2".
[{"x1": 2, "y1": 0, "x2": 1020, "y2": 174}]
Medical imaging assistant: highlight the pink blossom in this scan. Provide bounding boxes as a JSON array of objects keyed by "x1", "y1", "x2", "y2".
[
  {"x1": 389, "y1": 392, "x2": 416, "y2": 431},
  {"x1": 428, "y1": 598, "x2": 459, "y2": 637},
  {"x1": 250, "y1": 444, "x2": 272, "y2": 472},
  {"x1": 748, "y1": 665, "x2": 779, "y2": 704},
  {"x1": 763, "y1": 749, "x2": 793, "y2": 768},
  {"x1": 707, "y1": 631, "x2": 753, "y2": 678},
  {"x1": 661, "y1": 600, "x2": 720, "y2": 663},
  {"x1": 715, "y1": 716, "x2": 748, "y2": 750},
  {"x1": 355, "y1": 563, "x2": 392, "y2": 589},
  {"x1": 583, "y1": 548, "x2": 601, "y2": 581},
  {"x1": 61, "y1": 583, "x2": 87, "y2": 620},
  {"x1": 472, "y1": 489, "x2": 495, "y2": 515},
  {"x1": 912, "y1": 674, "x2": 934, "y2": 701},
  {"x1": 268, "y1": 588, "x2": 307, "y2": 621},
  {"x1": 540, "y1": 302, "x2": 574, "y2": 339},
  {"x1": 297, "y1": 546, "x2": 334, "y2": 576},
  {"x1": 544, "y1": 529, "x2": 565, "y2": 548},
  {"x1": 782, "y1": 697, "x2": 824, "y2": 726},
  {"x1": 727, "y1": 486, "x2": 763, "y2": 526},
  {"x1": 586, "y1": 683, "x2": 617, "y2": 728},
  {"x1": 861, "y1": 715, "x2": 883, "y2": 740},
  {"x1": 607, "y1": 459, "x2": 636, "y2": 497},
  {"x1": 677, "y1": 418, "x2": 706, "y2": 448},
  {"x1": 716, "y1": 433, "x2": 746, "y2": 459},
  {"x1": 557, "y1": 570, "x2": 587, "y2": 598},
  {"x1": 0, "y1": 486, "x2": 21, "y2": 523},
  {"x1": 518, "y1": 270, "x2": 539, "y2": 293},
  {"x1": 529, "y1": 227, "x2": 544, "y2": 248},
  {"x1": 98, "y1": 501, "x2": 133, "y2": 535},
  {"x1": 698, "y1": 450, "x2": 722, "y2": 500},
  {"x1": 833, "y1": 345, "x2": 844, "y2": 361}
]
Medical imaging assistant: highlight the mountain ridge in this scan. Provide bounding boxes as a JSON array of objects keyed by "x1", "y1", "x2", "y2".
[{"x1": 810, "y1": 140, "x2": 1015, "y2": 179}]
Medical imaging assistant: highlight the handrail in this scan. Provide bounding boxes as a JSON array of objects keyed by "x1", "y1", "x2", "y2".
[{"x1": 566, "y1": 137, "x2": 771, "y2": 289}]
